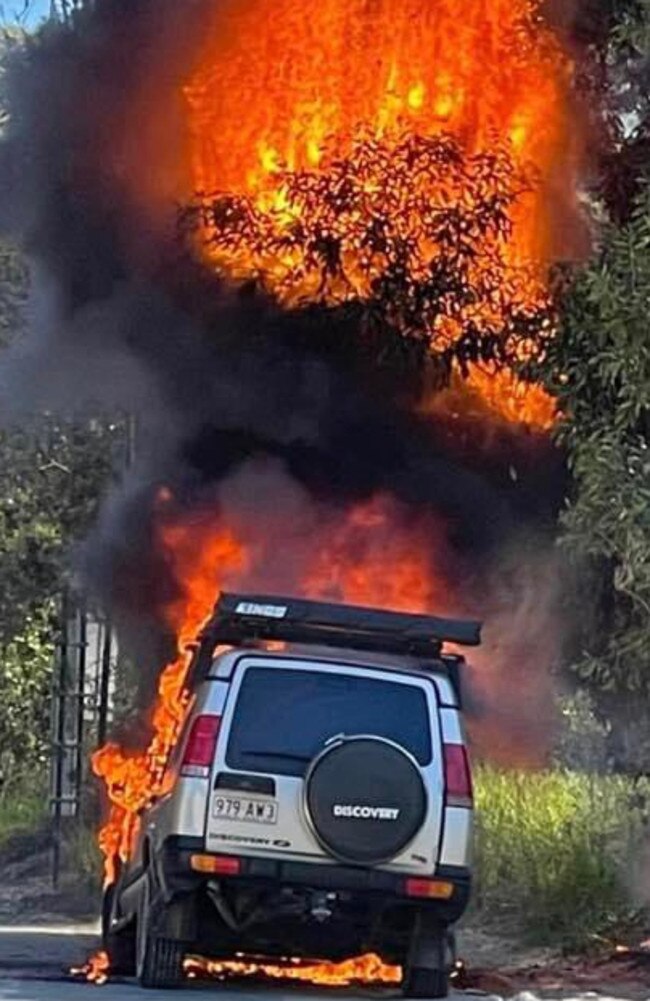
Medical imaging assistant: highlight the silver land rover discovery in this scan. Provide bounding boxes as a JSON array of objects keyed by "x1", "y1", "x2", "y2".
[{"x1": 103, "y1": 593, "x2": 480, "y2": 997}]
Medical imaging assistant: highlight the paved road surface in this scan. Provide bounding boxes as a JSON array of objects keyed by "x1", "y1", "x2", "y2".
[
  {"x1": 0, "y1": 924, "x2": 99, "y2": 974},
  {"x1": 0, "y1": 980, "x2": 644, "y2": 1001},
  {"x1": 0, "y1": 982, "x2": 405, "y2": 1000},
  {"x1": 0, "y1": 926, "x2": 646, "y2": 1001}
]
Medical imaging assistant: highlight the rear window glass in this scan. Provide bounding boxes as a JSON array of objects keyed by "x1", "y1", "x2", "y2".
[{"x1": 226, "y1": 666, "x2": 432, "y2": 776}]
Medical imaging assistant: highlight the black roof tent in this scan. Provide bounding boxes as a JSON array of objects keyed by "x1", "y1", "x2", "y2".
[{"x1": 198, "y1": 592, "x2": 482, "y2": 661}]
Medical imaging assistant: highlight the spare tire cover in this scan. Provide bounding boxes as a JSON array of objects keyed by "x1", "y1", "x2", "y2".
[{"x1": 305, "y1": 737, "x2": 427, "y2": 864}]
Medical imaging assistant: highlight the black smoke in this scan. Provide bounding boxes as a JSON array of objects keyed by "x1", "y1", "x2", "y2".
[{"x1": 0, "y1": 0, "x2": 572, "y2": 763}]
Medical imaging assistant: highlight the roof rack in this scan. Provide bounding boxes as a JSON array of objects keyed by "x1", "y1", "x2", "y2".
[{"x1": 196, "y1": 592, "x2": 482, "y2": 663}]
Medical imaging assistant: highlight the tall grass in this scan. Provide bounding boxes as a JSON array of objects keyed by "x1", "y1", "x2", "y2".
[
  {"x1": 62, "y1": 819, "x2": 103, "y2": 886},
  {"x1": 473, "y1": 767, "x2": 650, "y2": 947},
  {"x1": 1, "y1": 762, "x2": 648, "y2": 948},
  {"x1": 0, "y1": 776, "x2": 48, "y2": 848}
]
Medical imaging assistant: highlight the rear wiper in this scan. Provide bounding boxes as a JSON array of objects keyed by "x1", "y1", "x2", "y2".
[{"x1": 242, "y1": 749, "x2": 311, "y2": 762}]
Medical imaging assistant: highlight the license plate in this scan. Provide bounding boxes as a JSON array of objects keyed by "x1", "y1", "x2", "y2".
[{"x1": 213, "y1": 795, "x2": 278, "y2": 824}]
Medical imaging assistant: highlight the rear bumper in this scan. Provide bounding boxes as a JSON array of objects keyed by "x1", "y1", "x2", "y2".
[{"x1": 159, "y1": 835, "x2": 471, "y2": 923}]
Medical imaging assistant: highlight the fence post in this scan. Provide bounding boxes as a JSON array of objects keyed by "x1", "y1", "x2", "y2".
[
  {"x1": 50, "y1": 591, "x2": 69, "y2": 889},
  {"x1": 97, "y1": 618, "x2": 112, "y2": 748}
]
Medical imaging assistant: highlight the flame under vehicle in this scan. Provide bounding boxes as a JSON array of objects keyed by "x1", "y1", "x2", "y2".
[{"x1": 103, "y1": 593, "x2": 480, "y2": 996}]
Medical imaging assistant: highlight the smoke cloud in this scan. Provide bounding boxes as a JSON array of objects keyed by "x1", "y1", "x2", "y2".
[{"x1": 0, "y1": 0, "x2": 584, "y2": 765}]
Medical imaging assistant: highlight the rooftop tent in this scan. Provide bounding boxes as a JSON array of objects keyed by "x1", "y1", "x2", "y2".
[{"x1": 200, "y1": 592, "x2": 482, "y2": 659}]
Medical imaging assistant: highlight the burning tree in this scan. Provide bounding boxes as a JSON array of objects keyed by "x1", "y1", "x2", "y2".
[
  {"x1": 186, "y1": 133, "x2": 554, "y2": 379},
  {"x1": 81, "y1": 0, "x2": 589, "y2": 890},
  {"x1": 1, "y1": 0, "x2": 650, "y2": 972},
  {"x1": 183, "y1": 0, "x2": 585, "y2": 427},
  {"x1": 0, "y1": 0, "x2": 612, "y2": 948}
]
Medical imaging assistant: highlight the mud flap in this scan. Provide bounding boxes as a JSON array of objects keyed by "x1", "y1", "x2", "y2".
[
  {"x1": 403, "y1": 913, "x2": 452, "y2": 999},
  {"x1": 161, "y1": 894, "x2": 198, "y2": 941},
  {"x1": 407, "y1": 911, "x2": 446, "y2": 971},
  {"x1": 148, "y1": 856, "x2": 198, "y2": 943}
]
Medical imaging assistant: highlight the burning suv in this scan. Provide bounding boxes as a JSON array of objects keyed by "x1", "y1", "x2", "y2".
[{"x1": 103, "y1": 593, "x2": 480, "y2": 997}]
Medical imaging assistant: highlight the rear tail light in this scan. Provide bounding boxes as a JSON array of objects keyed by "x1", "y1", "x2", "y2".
[
  {"x1": 180, "y1": 714, "x2": 222, "y2": 778},
  {"x1": 404, "y1": 878, "x2": 454, "y2": 900},
  {"x1": 190, "y1": 853, "x2": 241, "y2": 876},
  {"x1": 443, "y1": 743, "x2": 473, "y2": 808}
]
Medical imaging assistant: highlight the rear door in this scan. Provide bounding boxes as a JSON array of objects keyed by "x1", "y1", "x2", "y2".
[{"x1": 205, "y1": 657, "x2": 444, "y2": 874}]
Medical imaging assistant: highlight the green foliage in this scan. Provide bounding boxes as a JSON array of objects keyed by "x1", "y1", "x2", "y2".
[
  {"x1": 474, "y1": 766, "x2": 649, "y2": 947},
  {"x1": 610, "y1": 0, "x2": 650, "y2": 57},
  {"x1": 0, "y1": 242, "x2": 27, "y2": 346},
  {"x1": 555, "y1": 691, "x2": 609, "y2": 772},
  {"x1": 62, "y1": 815, "x2": 102, "y2": 884},
  {"x1": 0, "y1": 605, "x2": 55, "y2": 787},
  {"x1": 0, "y1": 169, "x2": 124, "y2": 789},
  {"x1": 0, "y1": 416, "x2": 125, "y2": 785},
  {"x1": 0, "y1": 771, "x2": 47, "y2": 846},
  {"x1": 0, "y1": 420, "x2": 117, "y2": 629},
  {"x1": 546, "y1": 180, "x2": 650, "y2": 695}
]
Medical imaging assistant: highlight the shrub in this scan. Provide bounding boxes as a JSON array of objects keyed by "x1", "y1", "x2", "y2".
[
  {"x1": 473, "y1": 766, "x2": 649, "y2": 947},
  {"x1": 0, "y1": 773, "x2": 47, "y2": 848}
]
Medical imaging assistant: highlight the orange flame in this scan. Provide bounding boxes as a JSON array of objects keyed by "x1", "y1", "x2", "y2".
[
  {"x1": 89, "y1": 0, "x2": 586, "y2": 982},
  {"x1": 426, "y1": 363, "x2": 558, "y2": 431},
  {"x1": 183, "y1": 0, "x2": 584, "y2": 427},
  {"x1": 304, "y1": 498, "x2": 452, "y2": 614},
  {"x1": 71, "y1": 950, "x2": 110, "y2": 986},
  {"x1": 93, "y1": 494, "x2": 452, "y2": 886},
  {"x1": 186, "y1": 0, "x2": 577, "y2": 264},
  {"x1": 92, "y1": 495, "x2": 248, "y2": 885},
  {"x1": 184, "y1": 952, "x2": 402, "y2": 987}
]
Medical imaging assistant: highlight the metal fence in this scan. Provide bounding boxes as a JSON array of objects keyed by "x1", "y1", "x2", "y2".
[{"x1": 49, "y1": 595, "x2": 117, "y2": 887}]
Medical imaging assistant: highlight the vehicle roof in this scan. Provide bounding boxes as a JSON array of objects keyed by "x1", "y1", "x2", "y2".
[{"x1": 207, "y1": 642, "x2": 459, "y2": 706}]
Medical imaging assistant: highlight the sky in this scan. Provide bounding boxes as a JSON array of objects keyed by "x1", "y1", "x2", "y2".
[{"x1": 5, "y1": 0, "x2": 49, "y2": 24}]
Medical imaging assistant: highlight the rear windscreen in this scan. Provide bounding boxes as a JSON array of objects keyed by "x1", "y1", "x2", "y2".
[{"x1": 226, "y1": 666, "x2": 432, "y2": 776}]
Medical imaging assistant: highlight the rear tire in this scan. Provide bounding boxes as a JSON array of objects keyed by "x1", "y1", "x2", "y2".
[
  {"x1": 101, "y1": 882, "x2": 135, "y2": 976},
  {"x1": 403, "y1": 967, "x2": 449, "y2": 999},
  {"x1": 136, "y1": 871, "x2": 185, "y2": 989}
]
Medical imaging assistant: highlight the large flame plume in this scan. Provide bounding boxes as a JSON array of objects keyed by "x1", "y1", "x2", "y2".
[
  {"x1": 93, "y1": 490, "x2": 456, "y2": 885},
  {"x1": 90, "y1": 489, "x2": 469, "y2": 985},
  {"x1": 184, "y1": 0, "x2": 583, "y2": 426},
  {"x1": 46, "y1": 0, "x2": 588, "y2": 985},
  {"x1": 186, "y1": 0, "x2": 578, "y2": 268}
]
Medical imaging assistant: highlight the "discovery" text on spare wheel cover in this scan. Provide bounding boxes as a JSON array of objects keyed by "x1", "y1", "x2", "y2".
[{"x1": 305, "y1": 736, "x2": 427, "y2": 864}]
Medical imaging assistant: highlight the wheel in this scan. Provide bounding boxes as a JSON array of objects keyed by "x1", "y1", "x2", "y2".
[
  {"x1": 136, "y1": 870, "x2": 185, "y2": 989},
  {"x1": 403, "y1": 913, "x2": 450, "y2": 999},
  {"x1": 403, "y1": 966, "x2": 449, "y2": 998},
  {"x1": 101, "y1": 882, "x2": 135, "y2": 976}
]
